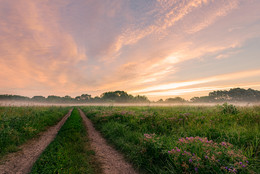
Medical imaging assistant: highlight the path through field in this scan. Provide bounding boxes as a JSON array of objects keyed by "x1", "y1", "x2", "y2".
[
  {"x1": 79, "y1": 109, "x2": 138, "y2": 174},
  {"x1": 0, "y1": 109, "x2": 73, "y2": 174}
]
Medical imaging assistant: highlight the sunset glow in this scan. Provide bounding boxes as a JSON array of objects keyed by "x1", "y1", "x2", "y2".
[{"x1": 0, "y1": 0, "x2": 260, "y2": 100}]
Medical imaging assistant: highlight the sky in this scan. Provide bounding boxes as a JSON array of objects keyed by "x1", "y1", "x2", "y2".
[{"x1": 0, "y1": 0, "x2": 260, "y2": 101}]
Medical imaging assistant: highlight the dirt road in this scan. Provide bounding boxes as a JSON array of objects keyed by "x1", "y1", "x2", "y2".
[
  {"x1": 0, "y1": 109, "x2": 73, "y2": 174},
  {"x1": 79, "y1": 109, "x2": 138, "y2": 174}
]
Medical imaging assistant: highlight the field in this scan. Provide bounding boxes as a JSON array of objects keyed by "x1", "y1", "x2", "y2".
[
  {"x1": 81, "y1": 104, "x2": 259, "y2": 173},
  {"x1": 0, "y1": 106, "x2": 70, "y2": 158},
  {"x1": 0, "y1": 104, "x2": 259, "y2": 173}
]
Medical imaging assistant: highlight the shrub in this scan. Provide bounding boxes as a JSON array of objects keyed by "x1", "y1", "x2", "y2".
[{"x1": 221, "y1": 103, "x2": 238, "y2": 114}]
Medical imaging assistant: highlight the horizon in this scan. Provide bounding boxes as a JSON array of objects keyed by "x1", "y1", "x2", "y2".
[
  {"x1": 1, "y1": 0, "x2": 260, "y2": 100},
  {"x1": 1, "y1": 87, "x2": 260, "y2": 102}
]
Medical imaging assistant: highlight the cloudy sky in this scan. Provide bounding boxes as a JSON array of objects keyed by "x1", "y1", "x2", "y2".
[{"x1": 0, "y1": 0, "x2": 260, "y2": 100}]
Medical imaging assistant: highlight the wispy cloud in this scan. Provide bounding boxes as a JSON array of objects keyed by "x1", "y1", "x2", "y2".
[
  {"x1": 108, "y1": 0, "x2": 240, "y2": 58},
  {"x1": 0, "y1": 0, "x2": 87, "y2": 95},
  {"x1": 145, "y1": 83, "x2": 260, "y2": 99},
  {"x1": 130, "y1": 69, "x2": 260, "y2": 94}
]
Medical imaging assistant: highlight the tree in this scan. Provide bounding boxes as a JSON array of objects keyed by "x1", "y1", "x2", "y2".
[
  {"x1": 32, "y1": 96, "x2": 46, "y2": 102},
  {"x1": 157, "y1": 99, "x2": 164, "y2": 103},
  {"x1": 101, "y1": 91, "x2": 130, "y2": 102},
  {"x1": 190, "y1": 96, "x2": 215, "y2": 103},
  {"x1": 133, "y1": 95, "x2": 149, "y2": 103},
  {"x1": 191, "y1": 88, "x2": 260, "y2": 103},
  {"x1": 80, "y1": 94, "x2": 92, "y2": 101},
  {"x1": 165, "y1": 97, "x2": 186, "y2": 103},
  {"x1": 209, "y1": 90, "x2": 229, "y2": 101},
  {"x1": 47, "y1": 95, "x2": 63, "y2": 103},
  {"x1": 0, "y1": 95, "x2": 30, "y2": 101}
]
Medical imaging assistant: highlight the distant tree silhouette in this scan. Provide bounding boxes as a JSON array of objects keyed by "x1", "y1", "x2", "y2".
[
  {"x1": 75, "y1": 94, "x2": 91, "y2": 102},
  {"x1": 133, "y1": 95, "x2": 149, "y2": 103},
  {"x1": 1, "y1": 88, "x2": 259, "y2": 103},
  {"x1": 165, "y1": 97, "x2": 186, "y2": 103},
  {"x1": 32, "y1": 96, "x2": 46, "y2": 102},
  {"x1": 100, "y1": 91, "x2": 149, "y2": 103},
  {"x1": 191, "y1": 88, "x2": 260, "y2": 103},
  {"x1": 101, "y1": 91, "x2": 130, "y2": 102},
  {"x1": 157, "y1": 99, "x2": 164, "y2": 103},
  {"x1": 0, "y1": 95, "x2": 30, "y2": 101},
  {"x1": 47, "y1": 95, "x2": 63, "y2": 103}
]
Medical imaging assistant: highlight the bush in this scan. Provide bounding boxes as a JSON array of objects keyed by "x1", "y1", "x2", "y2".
[{"x1": 221, "y1": 103, "x2": 238, "y2": 114}]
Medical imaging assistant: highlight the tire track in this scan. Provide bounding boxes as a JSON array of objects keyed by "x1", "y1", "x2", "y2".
[
  {"x1": 0, "y1": 109, "x2": 73, "y2": 174},
  {"x1": 79, "y1": 108, "x2": 138, "y2": 174}
]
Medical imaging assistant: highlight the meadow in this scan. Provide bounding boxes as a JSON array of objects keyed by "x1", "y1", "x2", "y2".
[
  {"x1": 0, "y1": 106, "x2": 70, "y2": 158},
  {"x1": 81, "y1": 104, "x2": 259, "y2": 173}
]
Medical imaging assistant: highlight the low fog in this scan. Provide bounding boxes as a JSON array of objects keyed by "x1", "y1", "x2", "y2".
[{"x1": 1, "y1": 100, "x2": 259, "y2": 107}]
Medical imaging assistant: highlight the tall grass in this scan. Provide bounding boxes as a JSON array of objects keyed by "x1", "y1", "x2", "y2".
[
  {"x1": 81, "y1": 105, "x2": 259, "y2": 173},
  {"x1": 0, "y1": 106, "x2": 70, "y2": 158}
]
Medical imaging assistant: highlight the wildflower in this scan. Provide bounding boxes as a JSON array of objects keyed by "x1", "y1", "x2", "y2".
[
  {"x1": 246, "y1": 161, "x2": 249, "y2": 163},
  {"x1": 221, "y1": 142, "x2": 227, "y2": 146},
  {"x1": 189, "y1": 159, "x2": 192, "y2": 163},
  {"x1": 242, "y1": 165, "x2": 245, "y2": 168},
  {"x1": 144, "y1": 133, "x2": 155, "y2": 139},
  {"x1": 239, "y1": 162, "x2": 242, "y2": 165},
  {"x1": 205, "y1": 156, "x2": 208, "y2": 159}
]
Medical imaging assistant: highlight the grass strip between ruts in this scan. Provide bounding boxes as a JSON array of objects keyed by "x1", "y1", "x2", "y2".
[{"x1": 30, "y1": 108, "x2": 101, "y2": 174}]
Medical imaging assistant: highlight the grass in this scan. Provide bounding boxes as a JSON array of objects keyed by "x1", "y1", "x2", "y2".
[
  {"x1": 0, "y1": 106, "x2": 70, "y2": 158},
  {"x1": 81, "y1": 105, "x2": 260, "y2": 173},
  {"x1": 30, "y1": 108, "x2": 101, "y2": 174}
]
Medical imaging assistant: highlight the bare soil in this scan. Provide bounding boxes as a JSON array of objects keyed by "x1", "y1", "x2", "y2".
[
  {"x1": 79, "y1": 109, "x2": 138, "y2": 174},
  {"x1": 0, "y1": 109, "x2": 73, "y2": 174}
]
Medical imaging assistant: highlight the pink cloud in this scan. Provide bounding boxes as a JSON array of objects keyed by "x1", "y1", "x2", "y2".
[{"x1": 0, "y1": 0, "x2": 87, "y2": 95}]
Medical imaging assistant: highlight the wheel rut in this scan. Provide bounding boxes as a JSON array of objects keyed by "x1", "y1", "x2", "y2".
[
  {"x1": 78, "y1": 109, "x2": 138, "y2": 174},
  {"x1": 0, "y1": 109, "x2": 73, "y2": 174}
]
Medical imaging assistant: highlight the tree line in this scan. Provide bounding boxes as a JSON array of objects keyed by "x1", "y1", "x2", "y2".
[
  {"x1": 0, "y1": 91, "x2": 149, "y2": 103},
  {"x1": 190, "y1": 88, "x2": 260, "y2": 103},
  {"x1": 1, "y1": 88, "x2": 260, "y2": 103}
]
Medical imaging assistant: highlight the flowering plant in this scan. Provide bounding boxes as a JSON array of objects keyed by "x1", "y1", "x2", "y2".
[{"x1": 168, "y1": 137, "x2": 251, "y2": 173}]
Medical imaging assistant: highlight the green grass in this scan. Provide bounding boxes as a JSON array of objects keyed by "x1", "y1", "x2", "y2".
[
  {"x1": 0, "y1": 106, "x2": 70, "y2": 158},
  {"x1": 30, "y1": 108, "x2": 101, "y2": 174},
  {"x1": 81, "y1": 105, "x2": 260, "y2": 174}
]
